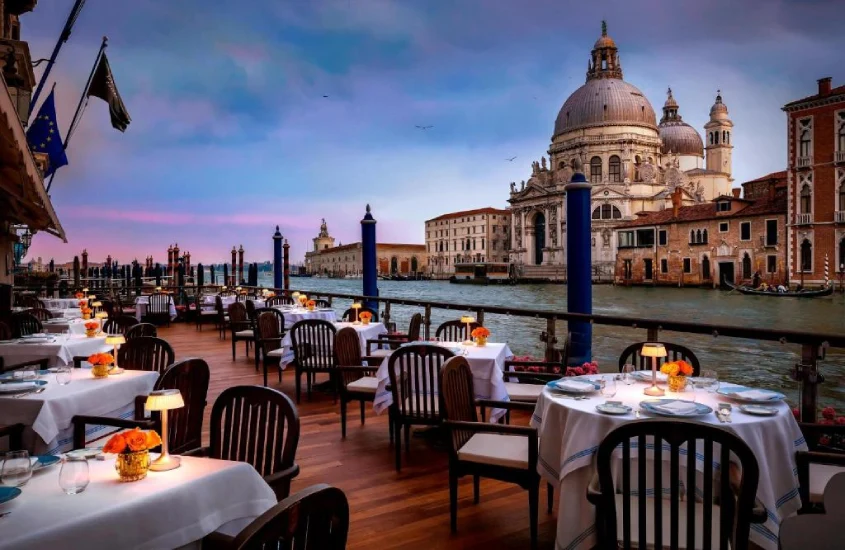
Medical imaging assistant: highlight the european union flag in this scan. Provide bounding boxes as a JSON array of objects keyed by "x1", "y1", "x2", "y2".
[{"x1": 26, "y1": 90, "x2": 68, "y2": 177}]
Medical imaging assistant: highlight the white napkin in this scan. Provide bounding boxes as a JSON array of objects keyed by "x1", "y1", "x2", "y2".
[
  {"x1": 633, "y1": 370, "x2": 668, "y2": 382},
  {"x1": 734, "y1": 389, "x2": 778, "y2": 400},
  {"x1": 554, "y1": 379, "x2": 595, "y2": 392},
  {"x1": 0, "y1": 382, "x2": 37, "y2": 393},
  {"x1": 654, "y1": 401, "x2": 698, "y2": 414}
]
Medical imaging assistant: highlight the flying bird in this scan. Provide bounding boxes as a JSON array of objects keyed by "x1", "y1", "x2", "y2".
[
  {"x1": 415, "y1": 125, "x2": 433, "y2": 130},
  {"x1": 506, "y1": 156, "x2": 517, "y2": 162},
  {"x1": 322, "y1": 95, "x2": 329, "y2": 98}
]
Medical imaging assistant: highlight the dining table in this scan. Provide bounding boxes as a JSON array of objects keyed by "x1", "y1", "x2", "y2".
[
  {"x1": 133, "y1": 296, "x2": 178, "y2": 321},
  {"x1": 530, "y1": 375, "x2": 807, "y2": 550},
  {"x1": 41, "y1": 318, "x2": 96, "y2": 336},
  {"x1": 0, "y1": 367, "x2": 158, "y2": 454},
  {"x1": 372, "y1": 341, "x2": 513, "y2": 422},
  {"x1": 0, "y1": 334, "x2": 110, "y2": 367},
  {"x1": 0, "y1": 455, "x2": 277, "y2": 550},
  {"x1": 41, "y1": 298, "x2": 85, "y2": 310}
]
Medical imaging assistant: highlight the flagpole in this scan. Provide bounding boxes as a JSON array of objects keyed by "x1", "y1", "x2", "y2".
[
  {"x1": 29, "y1": 0, "x2": 87, "y2": 118},
  {"x1": 46, "y1": 35, "x2": 107, "y2": 193}
]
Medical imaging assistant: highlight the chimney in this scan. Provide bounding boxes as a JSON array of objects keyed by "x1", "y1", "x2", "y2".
[
  {"x1": 768, "y1": 181, "x2": 776, "y2": 201},
  {"x1": 731, "y1": 188, "x2": 741, "y2": 199},
  {"x1": 671, "y1": 187, "x2": 682, "y2": 218},
  {"x1": 818, "y1": 77, "x2": 832, "y2": 96}
]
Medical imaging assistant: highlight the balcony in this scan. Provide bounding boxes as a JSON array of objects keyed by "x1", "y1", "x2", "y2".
[
  {"x1": 836, "y1": 151, "x2": 845, "y2": 164},
  {"x1": 836, "y1": 211, "x2": 845, "y2": 223},
  {"x1": 796, "y1": 213, "x2": 813, "y2": 225},
  {"x1": 796, "y1": 156, "x2": 813, "y2": 169}
]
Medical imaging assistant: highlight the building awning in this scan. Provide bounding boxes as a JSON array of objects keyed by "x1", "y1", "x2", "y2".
[{"x1": 0, "y1": 76, "x2": 65, "y2": 241}]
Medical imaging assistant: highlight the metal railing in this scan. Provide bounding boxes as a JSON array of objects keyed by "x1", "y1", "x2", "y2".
[
  {"x1": 836, "y1": 210, "x2": 845, "y2": 223},
  {"x1": 796, "y1": 213, "x2": 813, "y2": 225},
  {"x1": 835, "y1": 150, "x2": 845, "y2": 163},
  {"x1": 796, "y1": 156, "x2": 813, "y2": 168}
]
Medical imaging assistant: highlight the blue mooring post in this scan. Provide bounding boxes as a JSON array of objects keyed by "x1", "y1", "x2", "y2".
[
  {"x1": 361, "y1": 204, "x2": 379, "y2": 311},
  {"x1": 565, "y1": 160, "x2": 592, "y2": 364},
  {"x1": 273, "y1": 226, "x2": 283, "y2": 290}
]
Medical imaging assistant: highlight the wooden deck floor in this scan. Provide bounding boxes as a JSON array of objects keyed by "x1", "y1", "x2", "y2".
[{"x1": 161, "y1": 322, "x2": 558, "y2": 549}]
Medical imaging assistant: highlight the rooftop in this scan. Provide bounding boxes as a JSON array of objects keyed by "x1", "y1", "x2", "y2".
[
  {"x1": 426, "y1": 207, "x2": 510, "y2": 223},
  {"x1": 783, "y1": 83, "x2": 845, "y2": 110},
  {"x1": 616, "y1": 192, "x2": 786, "y2": 229}
]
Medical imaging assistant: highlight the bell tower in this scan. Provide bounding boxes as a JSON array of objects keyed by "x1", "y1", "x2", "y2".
[
  {"x1": 312, "y1": 218, "x2": 335, "y2": 252},
  {"x1": 704, "y1": 90, "x2": 733, "y2": 175}
]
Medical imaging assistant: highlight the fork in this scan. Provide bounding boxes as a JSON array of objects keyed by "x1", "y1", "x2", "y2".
[{"x1": 14, "y1": 387, "x2": 46, "y2": 399}]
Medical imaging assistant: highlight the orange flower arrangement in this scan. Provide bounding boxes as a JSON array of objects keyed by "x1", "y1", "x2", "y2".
[
  {"x1": 359, "y1": 311, "x2": 373, "y2": 322},
  {"x1": 298, "y1": 295, "x2": 308, "y2": 306},
  {"x1": 103, "y1": 427, "x2": 162, "y2": 454},
  {"x1": 88, "y1": 352, "x2": 114, "y2": 366},
  {"x1": 306, "y1": 299, "x2": 316, "y2": 307},
  {"x1": 75, "y1": 292, "x2": 84, "y2": 299},
  {"x1": 660, "y1": 360, "x2": 694, "y2": 377},
  {"x1": 471, "y1": 327, "x2": 490, "y2": 339},
  {"x1": 77, "y1": 300, "x2": 87, "y2": 308},
  {"x1": 84, "y1": 321, "x2": 99, "y2": 331}
]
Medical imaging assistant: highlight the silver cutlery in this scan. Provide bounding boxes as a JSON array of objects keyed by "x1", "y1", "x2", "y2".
[
  {"x1": 14, "y1": 387, "x2": 46, "y2": 399},
  {"x1": 715, "y1": 411, "x2": 726, "y2": 423},
  {"x1": 0, "y1": 512, "x2": 11, "y2": 519}
]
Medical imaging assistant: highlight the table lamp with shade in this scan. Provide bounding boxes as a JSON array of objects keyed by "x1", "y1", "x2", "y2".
[
  {"x1": 82, "y1": 287, "x2": 89, "y2": 293},
  {"x1": 146, "y1": 389, "x2": 184, "y2": 471},
  {"x1": 106, "y1": 334, "x2": 126, "y2": 374},
  {"x1": 351, "y1": 302, "x2": 362, "y2": 325},
  {"x1": 95, "y1": 311, "x2": 108, "y2": 333},
  {"x1": 641, "y1": 342, "x2": 667, "y2": 396},
  {"x1": 460, "y1": 315, "x2": 476, "y2": 345},
  {"x1": 87, "y1": 295, "x2": 96, "y2": 300}
]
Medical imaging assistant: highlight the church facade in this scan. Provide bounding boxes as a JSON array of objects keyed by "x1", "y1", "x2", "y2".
[{"x1": 508, "y1": 22, "x2": 734, "y2": 279}]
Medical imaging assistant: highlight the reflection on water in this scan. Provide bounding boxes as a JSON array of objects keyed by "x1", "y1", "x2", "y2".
[{"x1": 279, "y1": 277, "x2": 845, "y2": 409}]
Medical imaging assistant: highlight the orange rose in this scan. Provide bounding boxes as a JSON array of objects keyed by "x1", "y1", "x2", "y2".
[
  {"x1": 145, "y1": 430, "x2": 162, "y2": 449},
  {"x1": 124, "y1": 428, "x2": 148, "y2": 452},
  {"x1": 677, "y1": 360, "x2": 694, "y2": 376},
  {"x1": 103, "y1": 433, "x2": 127, "y2": 454}
]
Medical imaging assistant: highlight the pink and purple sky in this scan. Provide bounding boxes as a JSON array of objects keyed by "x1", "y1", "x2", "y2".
[{"x1": 23, "y1": 0, "x2": 845, "y2": 266}]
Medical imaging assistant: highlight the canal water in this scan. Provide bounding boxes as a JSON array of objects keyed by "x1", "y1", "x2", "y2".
[{"x1": 270, "y1": 276, "x2": 845, "y2": 410}]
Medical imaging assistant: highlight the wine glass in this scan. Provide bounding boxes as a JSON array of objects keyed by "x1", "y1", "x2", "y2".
[
  {"x1": 699, "y1": 369, "x2": 719, "y2": 393},
  {"x1": 600, "y1": 375, "x2": 617, "y2": 398},
  {"x1": 621, "y1": 364, "x2": 636, "y2": 385},
  {"x1": 1, "y1": 450, "x2": 32, "y2": 487},
  {"x1": 59, "y1": 457, "x2": 89, "y2": 495},
  {"x1": 55, "y1": 366, "x2": 72, "y2": 386}
]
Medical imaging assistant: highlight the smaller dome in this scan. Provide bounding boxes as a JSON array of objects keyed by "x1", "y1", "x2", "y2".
[
  {"x1": 593, "y1": 20, "x2": 616, "y2": 50},
  {"x1": 709, "y1": 90, "x2": 729, "y2": 120},
  {"x1": 663, "y1": 87, "x2": 678, "y2": 109},
  {"x1": 659, "y1": 122, "x2": 704, "y2": 157}
]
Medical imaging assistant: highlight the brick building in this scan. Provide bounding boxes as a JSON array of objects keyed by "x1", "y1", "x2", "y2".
[
  {"x1": 613, "y1": 172, "x2": 787, "y2": 287},
  {"x1": 782, "y1": 77, "x2": 845, "y2": 285},
  {"x1": 424, "y1": 207, "x2": 511, "y2": 278}
]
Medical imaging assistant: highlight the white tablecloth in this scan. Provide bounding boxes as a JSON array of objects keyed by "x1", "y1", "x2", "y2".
[
  {"x1": 280, "y1": 321, "x2": 383, "y2": 363},
  {"x1": 0, "y1": 456, "x2": 276, "y2": 550},
  {"x1": 134, "y1": 296, "x2": 178, "y2": 321},
  {"x1": 49, "y1": 308, "x2": 83, "y2": 319},
  {"x1": 0, "y1": 334, "x2": 110, "y2": 366},
  {"x1": 530, "y1": 379, "x2": 807, "y2": 550},
  {"x1": 41, "y1": 298, "x2": 83, "y2": 309},
  {"x1": 373, "y1": 342, "x2": 512, "y2": 421},
  {"x1": 0, "y1": 368, "x2": 158, "y2": 454},
  {"x1": 41, "y1": 318, "x2": 96, "y2": 336}
]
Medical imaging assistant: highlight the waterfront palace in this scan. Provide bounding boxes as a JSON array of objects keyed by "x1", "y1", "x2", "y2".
[
  {"x1": 424, "y1": 207, "x2": 511, "y2": 277},
  {"x1": 507, "y1": 22, "x2": 734, "y2": 280}
]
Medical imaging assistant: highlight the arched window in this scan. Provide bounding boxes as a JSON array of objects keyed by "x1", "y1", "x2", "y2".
[
  {"x1": 799, "y1": 129, "x2": 811, "y2": 157},
  {"x1": 714, "y1": 132, "x2": 719, "y2": 145},
  {"x1": 612, "y1": 205, "x2": 621, "y2": 219},
  {"x1": 696, "y1": 229, "x2": 702, "y2": 243},
  {"x1": 411, "y1": 257, "x2": 418, "y2": 272},
  {"x1": 726, "y1": 131, "x2": 730, "y2": 144},
  {"x1": 702, "y1": 255, "x2": 711, "y2": 279},
  {"x1": 590, "y1": 156, "x2": 602, "y2": 183},
  {"x1": 840, "y1": 237, "x2": 845, "y2": 271},
  {"x1": 840, "y1": 183, "x2": 845, "y2": 211},
  {"x1": 722, "y1": 130, "x2": 727, "y2": 143},
  {"x1": 466, "y1": 238, "x2": 471, "y2": 250},
  {"x1": 608, "y1": 155, "x2": 621, "y2": 182},
  {"x1": 390, "y1": 257, "x2": 398, "y2": 274},
  {"x1": 800, "y1": 239, "x2": 812, "y2": 272},
  {"x1": 592, "y1": 207, "x2": 601, "y2": 220},
  {"x1": 800, "y1": 184, "x2": 812, "y2": 214},
  {"x1": 558, "y1": 161, "x2": 565, "y2": 169},
  {"x1": 839, "y1": 117, "x2": 845, "y2": 152},
  {"x1": 601, "y1": 204, "x2": 612, "y2": 219},
  {"x1": 709, "y1": 132, "x2": 713, "y2": 145},
  {"x1": 592, "y1": 205, "x2": 623, "y2": 220},
  {"x1": 742, "y1": 253, "x2": 752, "y2": 279},
  {"x1": 690, "y1": 230, "x2": 695, "y2": 244},
  {"x1": 702, "y1": 229, "x2": 708, "y2": 243}
]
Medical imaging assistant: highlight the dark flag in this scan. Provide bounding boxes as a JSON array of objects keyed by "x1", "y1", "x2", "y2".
[
  {"x1": 26, "y1": 90, "x2": 68, "y2": 177},
  {"x1": 87, "y1": 52, "x2": 131, "y2": 132}
]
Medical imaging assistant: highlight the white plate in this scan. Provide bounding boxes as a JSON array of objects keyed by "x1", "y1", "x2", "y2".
[
  {"x1": 739, "y1": 404, "x2": 779, "y2": 416},
  {"x1": 596, "y1": 403, "x2": 632, "y2": 415},
  {"x1": 65, "y1": 447, "x2": 103, "y2": 459}
]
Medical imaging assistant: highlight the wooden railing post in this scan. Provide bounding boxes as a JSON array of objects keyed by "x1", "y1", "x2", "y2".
[
  {"x1": 424, "y1": 304, "x2": 432, "y2": 340},
  {"x1": 794, "y1": 342, "x2": 824, "y2": 423},
  {"x1": 647, "y1": 327, "x2": 659, "y2": 342},
  {"x1": 383, "y1": 301, "x2": 391, "y2": 330},
  {"x1": 475, "y1": 308, "x2": 484, "y2": 327},
  {"x1": 542, "y1": 317, "x2": 557, "y2": 362}
]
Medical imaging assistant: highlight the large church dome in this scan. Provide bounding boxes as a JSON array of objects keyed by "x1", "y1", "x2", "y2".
[
  {"x1": 658, "y1": 88, "x2": 704, "y2": 156},
  {"x1": 553, "y1": 22, "x2": 657, "y2": 137}
]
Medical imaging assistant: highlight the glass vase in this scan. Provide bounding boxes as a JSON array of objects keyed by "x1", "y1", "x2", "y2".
[
  {"x1": 668, "y1": 375, "x2": 688, "y2": 393},
  {"x1": 115, "y1": 450, "x2": 150, "y2": 482},
  {"x1": 474, "y1": 336, "x2": 487, "y2": 347}
]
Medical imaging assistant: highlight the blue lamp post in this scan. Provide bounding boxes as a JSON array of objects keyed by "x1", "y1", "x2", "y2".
[
  {"x1": 565, "y1": 159, "x2": 592, "y2": 364},
  {"x1": 273, "y1": 226, "x2": 283, "y2": 290},
  {"x1": 361, "y1": 204, "x2": 379, "y2": 311}
]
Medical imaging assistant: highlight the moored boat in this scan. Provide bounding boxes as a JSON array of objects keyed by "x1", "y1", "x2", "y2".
[{"x1": 724, "y1": 280, "x2": 833, "y2": 297}]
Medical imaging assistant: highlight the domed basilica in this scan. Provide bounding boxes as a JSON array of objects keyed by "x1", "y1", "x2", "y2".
[{"x1": 508, "y1": 22, "x2": 734, "y2": 276}]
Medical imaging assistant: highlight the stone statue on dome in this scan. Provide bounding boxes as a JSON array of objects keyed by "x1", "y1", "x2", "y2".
[
  {"x1": 510, "y1": 182, "x2": 517, "y2": 194},
  {"x1": 541, "y1": 157, "x2": 547, "y2": 170}
]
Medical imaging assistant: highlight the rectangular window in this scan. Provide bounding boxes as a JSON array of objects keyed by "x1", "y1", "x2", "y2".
[
  {"x1": 719, "y1": 222, "x2": 729, "y2": 233},
  {"x1": 767, "y1": 255, "x2": 777, "y2": 274},
  {"x1": 660, "y1": 258, "x2": 668, "y2": 273},
  {"x1": 636, "y1": 229, "x2": 655, "y2": 248},
  {"x1": 717, "y1": 201, "x2": 731, "y2": 212},
  {"x1": 766, "y1": 220, "x2": 777, "y2": 246},
  {"x1": 618, "y1": 231, "x2": 635, "y2": 248},
  {"x1": 740, "y1": 222, "x2": 751, "y2": 241},
  {"x1": 683, "y1": 258, "x2": 691, "y2": 273},
  {"x1": 658, "y1": 230, "x2": 667, "y2": 246}
]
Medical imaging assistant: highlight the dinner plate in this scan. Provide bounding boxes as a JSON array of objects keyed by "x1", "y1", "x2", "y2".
[
  {"x1": 65, "y1": 447, "x2": 102, "y2": 459},
  {"x1": 546, "y1": 378, "x2": 600, "y2": 394},
  {"x1": 0, "y1": 380, "x2": 47, "y2": 393},
  {"x1": 596, "y1": 402, "x2": 632, "y2": 415},
  {"x1": 0, "y1": 486, "x2": 21, "y2": 505},
  {"x1": 0, "y1": 370, "x2": 50, "y2": 380},
  {"x1": 640, "y1": 399, "x2": 713, "y2": 418},
  {"x1": 739, "y1": 404, "x2": 779, "y2": 416},
  {"x1": 32, "y1": 455, "x2": 61, "y2": 472},
  {"x1": 716, "y1": 386, "x2": 785, "y2": 404}
]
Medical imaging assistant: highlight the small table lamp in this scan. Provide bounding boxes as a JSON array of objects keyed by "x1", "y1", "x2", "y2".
[
  {"x1": 460, "y1": 315, "x2": 476, "y2": 345},
  {"x1": 82, "y1": 287, "x2": 89, "y2": 293},
  {"x1": 87, "y1": 295, "x2": 96, "y2": 301},
  {"x1": 146, "y1": 389, "x2": 184, "y2": 471},
  {"x1": 641, "y1": 342, "x2": 667, "y2": 396},
  {"x1": 95, "y1": 311, "x2": 108, "y2": 334},
  {"x1": 106, "y1": 334, "x2": 126, "y2": 374},
  {"x1": 351, "y1": 302, "x2": 362, "y2": 325}
]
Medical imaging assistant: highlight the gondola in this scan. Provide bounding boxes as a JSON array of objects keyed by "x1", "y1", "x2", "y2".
[{"x1": 724, "y1": 279, "x2": 833, "y2": 297}]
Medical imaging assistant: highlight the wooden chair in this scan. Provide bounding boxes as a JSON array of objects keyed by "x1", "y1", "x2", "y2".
[
  {"x1": 435, "y1": 319, "x2": 481, "y2": 342},
  {"x1": 187, "y1": 385, "x2": 300, "y2": 500},
  {"x1": 587, "y1": 419, "x2": 764, "y2": 550},
  {"x1": 195, "y1": 293, "x2": 220, "y2": 332},
  {"x1": 387, "y1": 343, "x2": 455, "y2": 471},
  {"x1": 10, "y1": 312, "x2": 42, "y2": 338},
  {"x1": 618, "y1": 341, "x2": 701, "y2": 376},
  {"x1": 0, "y1": 423, "x2": 24, "y2": 450},
  {"x1": 72, "y1": 358, "x2": 209, "y2": 454},
  {"x1": 144, "y1": 293, "x2": 173, "y2": 327},
  {"x1": 290, "y1": 319, "x2": 337, "y2": 403},
  {"x1": 256, "y1": 309, "x2": 286, "y2": 387},
  {"x1": 23, "y1": 307, "x2": 53, "y2": 321},
  {"x1": 0, "y1": 321, "x2": 10, "y2": 340},
  {"x1": 228, "y1": 302, "x2": 256, "y2": 361},
  {"x1": 103, "y1": 315, "x2": 139, "y2": 335},
  {"x1": 335, "y1": 326, "x2": 382, "y2": 438},
  {"x1": 100, "y1": 299, "x2": 115, "y2": 318},
  {"x1": 115, "y1": 294, "x2": 137, "y2": 318},
  {"x1": 340, "y1": 306, "x2": 378, "y2": 323},
  {"x1": 125, "y1": 322, "x2": 157, "y2": 341},
  {"x1": 366, "y1": 312, "x2": 422, "y2": 356},
  {"x1": 440, "y1": 356, "x2": 549, "y2": 549},
  {"x1": 266, "y1": 295, "x2": 294, "y2": 307},
  {"x1": 796, "y1": 422, "x2": 845, "y2": 512},
  {"x1": 215, "y1": 295, "x2": 229, "y2": 339},
  {"x1": 202, "y1": 484, "x2": 349, "y2": 550},
  {"x1": 780, "y1": 473, "x2": 845, "y2": 550},
  {"x1": 312, "y1": 298, "x2": 331, "y2": 309},
  {"x1": 498, "y1": 333, "x2": 572, "y2": 411}
]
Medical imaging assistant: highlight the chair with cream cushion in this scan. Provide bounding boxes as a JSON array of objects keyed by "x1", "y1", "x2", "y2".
[
  {"x1": 780, "y1": 472, "x2": 845, "y2": 550},
  {"x1": 335, "y1": 326, "x2": 383, "y2": 438},
  {"x1": 228, "y1": 302, "x2": 256, "y2": 361},
  {"x1": 256, "y1": 310, "x2": 286, "y2": 387},
  {"x1": 290, "y1": 319, "x2": 337, "y2": 404},
  {"x1": 587, "y1": 419, "x2": 765, "y2": 550},
  {"x1": 440, "y1": 356, "x2": 552, "y2": 550},
  {"x1": 366, "y1": 312, "x2": 422, "y2": 355},
  {"x1": 797, "y1": 422, "x2": 845, "y2": 512}
]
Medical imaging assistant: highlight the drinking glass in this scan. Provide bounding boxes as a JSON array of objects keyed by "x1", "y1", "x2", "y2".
[
  {"x1": 600, "y1": 375, "x2": 617, "y2": 398},
  {"x1": 687, "y1": 379, "x2": 698, "y2": 402},
  {"x1": 699, "y1": 369, "x2": 719, "y2": 393},
  {"x1": 19, "y1": 367, "x2": 37, "y2": 382},
  {"x1": 55, "y1": 366, "x2": 72, "y2": 386},
  {"x1": 1, "y1": 450, "x2": 32, "y2": 487},
  {"x1": 59, "y1": 457, "x2": 90, "y2": 495},
  {"x1": 621, "y1": 364, "x2": 636, "y2": 385}
]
